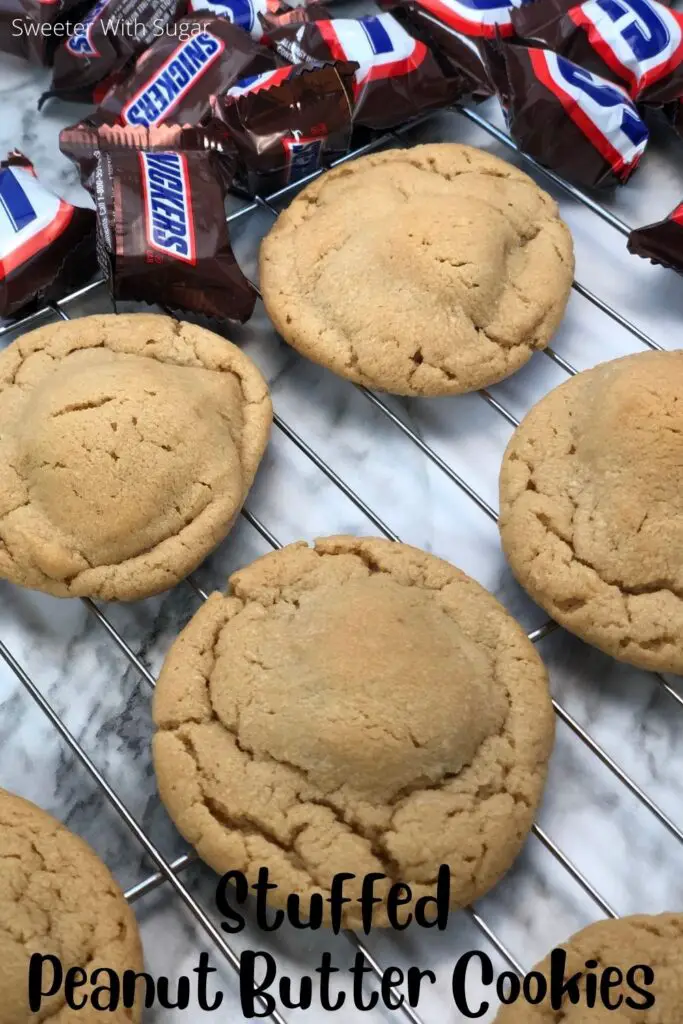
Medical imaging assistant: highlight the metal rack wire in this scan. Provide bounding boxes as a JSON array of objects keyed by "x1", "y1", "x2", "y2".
[{"x1": 1, "y1": 101, "x2": 681, "y2": 1020}]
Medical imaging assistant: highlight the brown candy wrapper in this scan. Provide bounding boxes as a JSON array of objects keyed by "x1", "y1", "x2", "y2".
[
  {"x1": 628, "y1": 200, "x2": 683, "y2": 272},
  {"x1": 43, "y1": 0, "x2": 187, "y2": 103},
  {"x1": 0, "y1": 150, "x2": 96, "y2": 318},
  {"x1": 259, "y1": 0, "x2": 329, "y2": 33},
  {"x1": 211, "y1": 61, "x2": 355, "y2": 195},
  {"x1": 265, "y1": 10, "x2": 455, "y2": 130},
  {"x1": 88, "y1": 16, "x2": 280, "y2": 127},
  {"x1": 485, "y1": 41, "x2": 649, "y2": 188},
  {"x1": 187, "y1": 0, "x2": 300, "y2": 40},
  {"x1": 60, "y1": 123, "x2": 256, "y2": 321},
  {"x1": 511, "y1": 0, "x2": 683, "y2": 105},
  {"x1": 0, "y1": 0, "x2": 87, "y2": 64},
  {"x1": 379, "y1": 0, "x2": 518, "y2": 98}
]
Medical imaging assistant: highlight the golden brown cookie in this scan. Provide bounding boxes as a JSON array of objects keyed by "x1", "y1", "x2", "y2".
[
  {"x1": 0, "y1": 788, "x2": 144, "y2": 1023},
  {"x1": 493, "y1": 913, "x2": 683, "y2": 1021},
  {"x1": 0, "y1": 313, "x2": 271, "y2": 601},
  {"x1": 499, "y1": 350, "x2": 683, "y2": 674},
  {"x1": 152, "y1": 536, "x2": 554, "y2": 929},
  {"x1": 260, "y1": 143, "x2": 574, "y2": 396}
]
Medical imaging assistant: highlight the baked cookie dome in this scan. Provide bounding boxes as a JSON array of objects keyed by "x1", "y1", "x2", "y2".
[
  {"x1": 499, "y1": 350, "x2": 683, "y2": 673},
  {"x1": 0, "y1": 313, "x2": 271, "y2": 600},
  {"x1": 0, "y1": 788, "x2": 144, "y2": 1023},
  {"x1": 153, "y1": 536, "x2": 555, "y2": 928},
  {"x1": 494, "y1": 913, "x2": 683, "y2": 1020},
  {"x1": 260, "y1": 143, "x2": 574, "y2": 396}
]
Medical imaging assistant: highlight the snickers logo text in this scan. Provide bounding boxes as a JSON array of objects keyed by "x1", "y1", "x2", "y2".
[
  {"x1": 140, "y1": 152, "x2": 196, "y2": 264},
  {"x1": 531, "y1": 49, "x2": 648, "y2": 177},
  {"x1": 65, "y1": 0, "x2": 111, "y2": 57},
  {"x1": 0, "y1": 164, "x2": 72, "y2": 279},
  {"x1": 122, "y1": 31, "x2": 225, "y2": 127},
  {"x1": 569, "y1": 0, "x2": 683, "y2": 96},
  {"x1": 315, "y1": 14, "x2": 428, "y2": 89}
]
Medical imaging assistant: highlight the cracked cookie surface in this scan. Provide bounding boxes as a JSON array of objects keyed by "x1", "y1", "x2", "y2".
[
  {"x1": 499, "y1": 351, "x2": 683, "y2": 674},
  {"x1": 0, "y1": 313, "x2": 271, "y2": 601},
  {"x1": 152, "y1": 536, "x2": 554, "y2": 928},
  {"x1": 259, "y1": 143, "x2": 574, "y2": 397},
  {"x1": 0, "y1": 788, "x2": 143, "y2": 1023},
  {"x1": 494, "y1": 913, "x2": 683, "y2": 1020}
]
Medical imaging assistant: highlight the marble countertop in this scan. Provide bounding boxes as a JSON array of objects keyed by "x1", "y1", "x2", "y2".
[{"x1": 2, "y1": 29, "x2": 683, "y2": 1023}]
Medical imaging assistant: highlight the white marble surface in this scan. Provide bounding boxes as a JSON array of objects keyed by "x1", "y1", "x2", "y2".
[{"x1": 2, "y1": 23, "x2": 683, "y2": 1022}]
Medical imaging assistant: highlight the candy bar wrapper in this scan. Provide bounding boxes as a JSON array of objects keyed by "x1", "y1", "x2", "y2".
[
  {"x1": 511, "y1": 0, "x2": 683, "y2": 105},
  {"x1": 0, "y1": 0, "x2": 87, "y2": 64},
  {"x1": 0, "y1": 151, "x2": 96, "y2": 318},
  {"x1": 187, "y1": 0, "x2": 309, "y2": 39},
  {"x1": 265, "y1": 11, "x2": 455, "y2": 130},
  {"x1": 380, "y1": 0, "x2": 522, "y2": 98},
  {"x1": 212, "y1": 61, "x2": 355, "y2": 195},
  {"x1": 258, "y1": 0, "x2": 330, "y2": 33},
  {"x1": 628, "y1": 201, "x2": 683, "y2": 271},
  {"x1": 89, "y1": 16, "x2": 281, "y2": 128},
  {"x1": 485, "y1": 42, "x2": 649, "y2": 188},
  {"x1": 44, "y1": 0, "x2": 187, "y2": 103},
  {"x1": 60, "y1": 123, "x2": 257, "y2": 321}
]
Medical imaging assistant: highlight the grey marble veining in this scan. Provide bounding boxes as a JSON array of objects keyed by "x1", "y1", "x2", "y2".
[{"x1": 1, "y1": 24, "x2": 683, "y2": 1023}]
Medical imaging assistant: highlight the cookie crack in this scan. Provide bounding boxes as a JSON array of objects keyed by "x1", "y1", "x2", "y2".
[{"x1": 522, "y1": 458, "x2": 683, "y2": 644}]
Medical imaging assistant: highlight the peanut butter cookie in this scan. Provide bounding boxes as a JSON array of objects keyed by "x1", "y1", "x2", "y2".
[
  {"x1": 494, "y1": 913, "x2": 683, "y2": 1020},
  {"x1": 0, "y1": 788, "x2": 144, "y2": 1022},
  {"x1": 152, "y1": 536, "x2": 555, "y2": 929},
  {"x1": 260, "y1": 143, "x2": 574, "y2": 396},
  {"x1": 499, "y1": 350, "x2": 683, "y2": 674},
  {"x1": 0, "y1": 313, "x2": 271, "y2": 601}
]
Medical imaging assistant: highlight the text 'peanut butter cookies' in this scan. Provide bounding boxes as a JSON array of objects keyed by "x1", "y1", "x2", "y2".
[
  {"x1": 0, "y1": 313, "x2": 271, "y2": 601},
  {"x1": 153, "y1": 536, "x2": 554, "y2": 929},
  {"x1": 0, "y1": 788, "x2": 144, "y2": 1023},
  {"x1": 260, "y1": 143, "x2": 574, "y2": 397},
  {"x1": 500, "y1": 350, "x2": 683, "y2": 674},
  {"x1": 494, "y1": 913, "x2": 683, "y2": 1021}
]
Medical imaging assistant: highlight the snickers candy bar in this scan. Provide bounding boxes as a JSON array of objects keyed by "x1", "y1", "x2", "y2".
[
  {"x1": 628, "y1": 200, "x2": 683, "y2": 271},
  {"x1": 212, "y1": 61, "x2": 355, "y2": 194},
  {"x1": 187, "y1": 0, "x2": 292, "y2": 39},
  {"x1": 0, "y1": 151, "x2": 95, "y2": 318},
  {"x1": 511, "y1": 0, "x2": 683, "y2": 105},
  {"x1": 92, "y1": 16, "x2": 279, "y2": 127},
  {"x1": 64, "y1": 124, "x2": 256, "y2": 321},
  {"x1": 266, "y1": 11, "x2": 453, "y2": 130},
  {"x1": 0, "y1": 0, "x2": 86, "y2": 64},
  {"x1": 46, "y1": 0, "x2": 187, "y2": 103},
  {"x1": 487, "y1": 42, "x2": 649, "y2": 188},
  {"x1": 381, "y1": 0, "x2": 523, "y2": 98}
]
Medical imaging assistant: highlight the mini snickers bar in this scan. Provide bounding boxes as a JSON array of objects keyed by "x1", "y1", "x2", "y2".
[
  {"x1": 212, "y1": 61, "x2": 355, "y2": 194},
  {"x1": 628, "y1": 200, "x2": 683, "y2": 271},
  {"x1": 486, "y1": 42, "x2": 649, "y2": 187},
  {"x1": 45, "y1": 0, "x2": 186, "y2": 103},
  {"x1": 91, "y1": 16, "x2": 279, "y2": 128},
  {"x1": 188, "y1": 0, "x2": 290, "y2": 39},
  {"x1": 0, "y1": 0, "x2": 84, "y2": 64},
  {"x1": 0, "y1": 151, "x2": 95, "y2": 318},
  {"x1": 382, "y1": 0, "x2": 524, "y2": 97},
  {"x1": 266, "y1": 11, "x2": 453, "y2": 130},
  {"x1": 60, "y1": 123, "x2": 256, "y2": 321},
  {"x1": 511, "y1": 0, "x2": 683, "y2": 105}
]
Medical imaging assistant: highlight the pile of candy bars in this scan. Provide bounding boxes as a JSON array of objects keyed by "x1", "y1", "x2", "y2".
[{"x1": 2, "y1": 0, "x2": 682, "y2": 320}]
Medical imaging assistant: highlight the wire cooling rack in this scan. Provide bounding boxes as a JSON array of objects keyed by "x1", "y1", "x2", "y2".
[{"x1": 1, "y1": 99, "x2": 682, "y2": 1020}]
